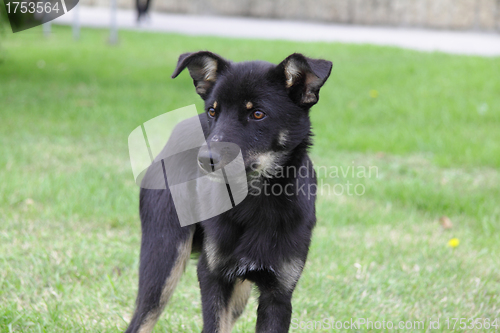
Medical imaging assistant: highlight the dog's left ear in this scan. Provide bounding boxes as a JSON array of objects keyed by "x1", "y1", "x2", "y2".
[
  {"x1": 171, "y1": 51, "x2": 230, "y2": 99},
  {"x1": 276, "y1": 53, "x2": 332, "y2": 108}
]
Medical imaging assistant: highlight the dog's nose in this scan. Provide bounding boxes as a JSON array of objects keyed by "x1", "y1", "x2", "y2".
[{"x1": 197, "y1": 146, "x2": 221, "y2": 172}]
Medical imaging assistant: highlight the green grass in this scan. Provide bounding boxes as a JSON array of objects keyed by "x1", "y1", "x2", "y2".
[{"x1": 0, "y1": 25, "x2": 499, "y2": 332}]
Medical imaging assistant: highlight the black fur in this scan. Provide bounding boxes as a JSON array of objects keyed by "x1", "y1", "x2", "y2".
[{"x1": 125, "y1": 51, "x2": 332, "y2": 333}]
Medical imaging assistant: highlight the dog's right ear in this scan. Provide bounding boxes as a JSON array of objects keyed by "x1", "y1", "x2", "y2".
[{"x1": 171, "y1": 51, "x2": 230, "y2": 100}]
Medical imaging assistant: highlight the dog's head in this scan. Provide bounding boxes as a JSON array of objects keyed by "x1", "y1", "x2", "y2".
[{"x1": 172, "y1": 51, "x2": 332, "y2": 178}]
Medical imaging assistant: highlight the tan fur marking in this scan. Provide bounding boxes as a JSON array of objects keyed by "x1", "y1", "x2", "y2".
[
  {"x1": 204, "y1": 235, "x2": 220, "y2": 272},
  {"x1": 246, "y1": 101, "x2": 253, "y2": 109},
  {"x1": 203, "y1": 58, "x2": 218, "y2": 82},
  {"x1": 248, "y1": 151, "x2": 286, "y2": 178},
  {"x1": 218, "y1": 279, "x2": 253, "y2": 333},
  {"x1": 137, "y1": 317, "x2": 156, "y2": 333},
  {"x1": 279, "y1": 259, "x2": 304, "y2": 292},
  {"x1": 218, "y1": 307, "x2": 232, "y2": 333},
  {"x1": 137, "y1": 229, "x2": 194, "y2": 333},
  {"x1": 285, "y1": 60, "x2": 301, "y2": 88},
  {"x1": 213, "y1": 101, "x2": 218, "y2": 109},
  {"x1": 278, "y1": 130, "x2": 288, "y2": 147},
  {"x1": 228, "y1": 279, "x2": 252, "y2": 322}
]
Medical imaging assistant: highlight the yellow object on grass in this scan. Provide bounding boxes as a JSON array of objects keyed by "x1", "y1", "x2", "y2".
[{"x1": 448, "y1": 238, "x2": 460, "y2": 248}]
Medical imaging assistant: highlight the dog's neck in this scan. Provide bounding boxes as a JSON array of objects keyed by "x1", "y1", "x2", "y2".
[{"x1": 285, "y1": 131, "x2": 313, "y2": 171}]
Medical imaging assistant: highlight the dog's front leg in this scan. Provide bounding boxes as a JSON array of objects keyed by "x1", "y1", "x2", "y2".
[
  {"x1": 255, "y1": 285, "x2": 294, "y2": 333},
  {"x1": 197, "y1": 256, "x2": 244, "y2": 333}
]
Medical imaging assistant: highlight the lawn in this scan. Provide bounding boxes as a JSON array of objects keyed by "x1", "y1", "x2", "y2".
[{"x1": 0, "y1": 25, "x2": 499, "y2": 332}]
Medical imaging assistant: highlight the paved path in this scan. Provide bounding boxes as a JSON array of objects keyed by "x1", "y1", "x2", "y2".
[{"x1": 55, "y1": 5, "x2": 500, "y2": 56}]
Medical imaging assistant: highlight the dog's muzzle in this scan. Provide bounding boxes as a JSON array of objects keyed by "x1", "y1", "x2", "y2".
[{"x1": 197, "y1": 142, "x2": 241, "y2": 174}]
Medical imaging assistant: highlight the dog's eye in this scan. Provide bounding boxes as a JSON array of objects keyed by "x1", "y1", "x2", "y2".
[
  {"x1": 251, "y1": 110, "x2": 266, "y2": 120},
  {"x1": 208, "y1": 107, "x2": 216, "y2": 118}
]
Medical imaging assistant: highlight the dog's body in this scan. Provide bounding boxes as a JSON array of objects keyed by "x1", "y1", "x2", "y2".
[{"x1": 125, "y1": 52, "x2": 332, "y2": 333}]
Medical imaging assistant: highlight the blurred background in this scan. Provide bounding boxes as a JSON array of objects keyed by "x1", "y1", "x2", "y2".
[
  {"x1": 83, "y1": 0, "x2": 500, "y2": 31},
  {"x1": 1, "y1": 1, "x2": 499, "y2": 332}
]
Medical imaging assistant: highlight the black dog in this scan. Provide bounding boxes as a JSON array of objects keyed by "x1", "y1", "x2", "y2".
[{"x1": 125, "y1": 51, "x2": 332, "y2": 333}]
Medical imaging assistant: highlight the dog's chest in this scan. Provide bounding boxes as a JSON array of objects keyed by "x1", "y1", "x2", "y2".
[{"x1": 203, "y1": 232, "x2": 278, "y2": 279}]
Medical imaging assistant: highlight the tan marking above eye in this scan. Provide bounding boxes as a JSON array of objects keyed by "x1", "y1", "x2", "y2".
[
  {"x1": 246, "y1": 101, "x2": 253, "y2": 109},
  {"x1": 213, "y1": 101, "x2": 218, "y2": 109}
]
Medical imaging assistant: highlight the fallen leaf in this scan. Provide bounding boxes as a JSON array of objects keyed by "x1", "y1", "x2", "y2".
[{"x1": 439, "y1": 216, "x2": 453, "y2": 229}]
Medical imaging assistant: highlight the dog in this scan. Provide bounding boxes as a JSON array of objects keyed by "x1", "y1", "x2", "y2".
[{"x1": 125, "y1": 51, "x2": 332, "y2": 333}]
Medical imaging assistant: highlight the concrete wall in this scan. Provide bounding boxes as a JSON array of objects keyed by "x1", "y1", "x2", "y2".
[{"x1": 81, "y1": 0, "x2": 500, "y2": 31}]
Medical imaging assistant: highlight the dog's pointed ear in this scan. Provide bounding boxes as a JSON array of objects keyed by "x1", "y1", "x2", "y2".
[
  {"x1": 171, "y1": 51, "x2": 230, "y2": 99},
  {"x1": 276, "y1": 53, "x2": 332, "y2": 108}
]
